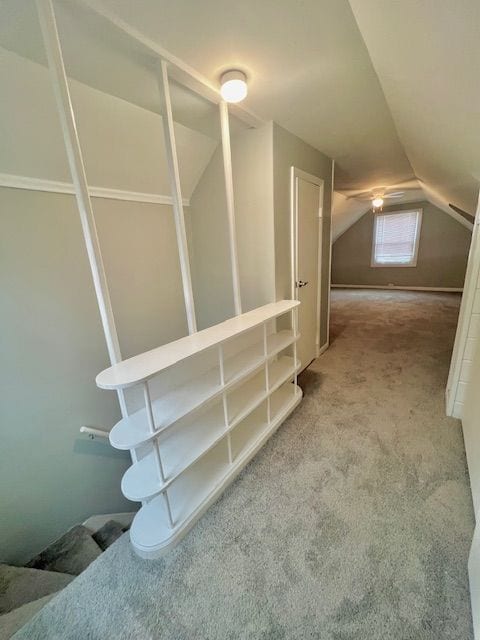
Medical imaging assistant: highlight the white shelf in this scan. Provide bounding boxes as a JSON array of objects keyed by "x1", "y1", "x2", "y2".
[
  {"x1": 98, "y1": 301, "x2": 303, "y2": 558},
  {"x1": 270, "y1": 382, "x2": 299, "y2": 423},
  {"x1": 230, "y1": 404, "x2": 268, "y2": 460},
  {"x1": 223, "y1": 342, "x2": 264, "y2": 385},
  {"x1": 268, "y1": 355, "x2": 299, "y2": 393},
  {"x1": 129, "y1": 383, "x2": 302, "y2": 558},
  {"x1": 121, "y1": 402, "x2": 226, "y2": 501},
  {"x1": 228, "y1": 354, "x2": 298, "y2": 426},
  {"x1": 121, "y1": 356, "x2": 299, "y2": 502},
  {"x1": 227, "y1": 369, "x2": 267, "y2": 425},
  {"x1": 130, "y1": 441, "x2": 230, "y2": 553},
  {"x1": 109, "y1": 331, "x2": 298, "y2": 450},
  {"x1": 266, "y1": 330, "x2": 297, "y2": 357},
  {"x1": 97, "y1": 300, "x2": 300, "y2": 389},
  {"x1": 109, "y1": 367, "x2": 222, "y2": 450}
]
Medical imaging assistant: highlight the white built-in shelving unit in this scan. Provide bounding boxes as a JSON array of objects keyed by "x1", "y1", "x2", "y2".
[
  {"x1": 96, "y1": 300, "x2": 302, "y2": 557},
  {"x1": 36, "y1": 0, "x2": 304, "y2": 558}
]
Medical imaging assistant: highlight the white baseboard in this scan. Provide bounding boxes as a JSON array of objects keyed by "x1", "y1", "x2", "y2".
[
  {"x1": 331, "y1": 284, "x2": 463, "y2": 293},
  {"x1": 317, "y1": 341, "x2": 329, "y2": 357},
  {"x1": 83, "y1": 512, "x2": 136, "y2": 533},
  {"x1": 452, "y1": 401, "x2": 464, "y2": 420}
]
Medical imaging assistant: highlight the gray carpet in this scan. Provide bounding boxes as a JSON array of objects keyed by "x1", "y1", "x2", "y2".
[{"x1": 15, "y1": 290, "x2": 475, "y2": 639}]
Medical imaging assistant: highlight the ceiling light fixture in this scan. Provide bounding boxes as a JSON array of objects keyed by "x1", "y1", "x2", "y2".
[
  {"x1": 220, "y1": 70, "x2": 248, "y2": 103},
  {"x1": 372, "y1": 196, "x2": 384, "y2": 210}
]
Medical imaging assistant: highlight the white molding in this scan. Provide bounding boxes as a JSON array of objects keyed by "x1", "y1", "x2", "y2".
[
  {"x1": 446, "y1": 191, "x2": 480, "y2": 416},
  {"x1": 419, "y1": 180, "x2": 474, "y2": 231},
  {"x1": 83, "y1": 511, "x2": 136, "y2": 533},
  {"x1": 327, "y1": 160, "x2": 334, "y2": 346},
  {"x1": 317, "y1": 341, "x2": 329, "y2": 357},
  {"x1": 331, "y1": 284, "x2": 463, "y2": 293},
  {"x1": 453, "y1": 401, "x2": 464, "y2": 419},
  {"x1": 0, "y1": 172, "x2": 190, "y2": 206}
]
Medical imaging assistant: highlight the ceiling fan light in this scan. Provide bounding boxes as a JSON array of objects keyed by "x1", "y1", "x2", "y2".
[{"x1": 372, "y1": 197, "x2": 384, "y2": 209}]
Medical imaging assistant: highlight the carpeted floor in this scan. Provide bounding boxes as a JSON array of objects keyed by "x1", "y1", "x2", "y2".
[{"x1": 16, "y1": 290, "x2": 475, "y2": 640}]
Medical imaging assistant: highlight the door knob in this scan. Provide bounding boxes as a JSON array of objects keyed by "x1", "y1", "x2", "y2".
[{"x1": 297, "y1": 280, "x2": 309, "y2": 288}]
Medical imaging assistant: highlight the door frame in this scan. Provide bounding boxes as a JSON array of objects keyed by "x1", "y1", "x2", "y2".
[{"x1": 290, "y1": 166, "x2": 324, "y2": 360}]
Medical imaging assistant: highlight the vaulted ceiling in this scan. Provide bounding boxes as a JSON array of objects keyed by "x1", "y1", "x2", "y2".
[
  {"x1": 2, "y1": 0, "x2": 479, "y2": 233},
  {"x1": 91, "y1": 0, "x2": 480, "y2": 232}
]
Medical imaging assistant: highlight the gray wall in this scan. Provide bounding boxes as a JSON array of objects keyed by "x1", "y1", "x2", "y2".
[
  {"x1": 190, "y1": 121, "x2": 334, "y2": 351},
  {"x1": 272, "y1": 124, "x2": 333, "y2": 347},
  {"x1": 0, "y1": 190, "x2": 190, "y2": 566},
  {"x1": 332, "y1": 201, "x2": 471, "y2": 289},
  {"x1": 0, "y1": 191, "x2": 132, "y2": 567},
  {"x1": 188, "y1": 122, "x2": 275, "y2": 328},
  {"x1": 0, "y1": 49, "x2": 199, "y2": 564},
  {"x1": 188, "y1": 144, "x2": 235, "y2": 329},
  {"x1": 231, "y1": 123, "x2": 275, "y2": 314}
]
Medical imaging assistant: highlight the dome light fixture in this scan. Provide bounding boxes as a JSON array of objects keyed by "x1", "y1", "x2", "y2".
[
  {"x1": 372, "y1": 196, "x2": 384, "y2": 210},
  {"x1": 220, "y1": 70, "x2": 248, "y2": 103}
]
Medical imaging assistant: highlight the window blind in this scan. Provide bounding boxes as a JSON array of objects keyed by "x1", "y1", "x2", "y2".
[{"x1": 373, "y1": 210, "x2": 420, "y2": 265}]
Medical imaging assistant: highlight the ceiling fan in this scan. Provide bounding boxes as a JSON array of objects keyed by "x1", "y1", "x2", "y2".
[
  {"x1": 343, "y1": 178, "x2": 422, "y2": 210},
  {"x1": 347, "y1": 188, "x2": 405, "y2": 210}
]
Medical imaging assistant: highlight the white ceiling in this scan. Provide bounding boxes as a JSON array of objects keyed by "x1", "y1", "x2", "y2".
[
  {"x1": 349, "y1": 0, "x2": 480, "y2": 216},
  {"x1": 93, "y1": 0, "x2": 414, "y2": 193},
  {"x1": 1, "y1": 0, "x2": 478, "y2": 231},
  {"x1": 89, "y1": 0, "x2": 480, "y2": 227}
]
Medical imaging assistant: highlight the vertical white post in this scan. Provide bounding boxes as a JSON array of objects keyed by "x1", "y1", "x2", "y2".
[
  {"x1": 143, "y1": 383, "x2": 165, "y2": 482},
  {"x1": 35, "y1": 0, "x2": 128, "y2": 419},
  {"x1": 158, "y1": 60, "x2": 197, "y2": 335},
  {"x1": 326, "y1": 159, "x2": 334, "y2": 349},
  {"x1": 219, "y1": 101, "x2": 242, "y2": 316},
  {"x1": 293, "y1": 308, "x2": 299, "y2": 394},
  {"x1": 143, "y1": 382, "x2": 174, "y2": 528},
  {"x1": 218, "y1": 345, "x2": 233, "y2": 464},
  {"x1": 263, "y1": 323, "x2": 271, "y2": 424}
]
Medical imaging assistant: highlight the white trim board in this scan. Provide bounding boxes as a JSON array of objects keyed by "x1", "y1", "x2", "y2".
[
  {"x1": 0, "y1": 173, "x2": 190, "y2": 206},
  {"x1": 331, "y1": 284, "x2": 463, "y2": 293},
  {"x1": 317, "y1": 341, "x2": 329, "y2": 357},
  {"x1": 83, "y1": 511, "x2": 136, "y2": 533}
]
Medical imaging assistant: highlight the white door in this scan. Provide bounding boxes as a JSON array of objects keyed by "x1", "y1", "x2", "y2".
[{"x1": 291, "y1": 168, "x2": 324, "y2": 372}]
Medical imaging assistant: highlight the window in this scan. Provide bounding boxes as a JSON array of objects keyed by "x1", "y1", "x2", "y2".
[{"x1": 371, "y1": 209, "x2": 422, "y2": 267}]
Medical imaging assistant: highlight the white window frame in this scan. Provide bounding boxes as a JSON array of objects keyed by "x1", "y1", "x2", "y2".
[{"x1": 371, "y1": 208, "x2": 423, "y2": 268}]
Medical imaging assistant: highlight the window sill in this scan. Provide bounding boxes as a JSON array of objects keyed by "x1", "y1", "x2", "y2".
[{"x1": 370, "y1": 262, "x2": 417, "y2": 268}]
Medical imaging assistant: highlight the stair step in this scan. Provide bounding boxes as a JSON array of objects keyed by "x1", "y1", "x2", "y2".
[
  {"x1": 25, "y1": 525, "x2": 102, "y2": 576},
  {"x1": 0, "y1": 565, "x2": 73, "y2": 615},
  {"x1": 0, "y1": 593, "x2": 57, "y2": 639},
  {"x1": 92, "y1": 520, "x2": 125, "y2": 551}
]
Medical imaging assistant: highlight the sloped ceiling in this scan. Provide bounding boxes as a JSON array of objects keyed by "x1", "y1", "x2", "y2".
[
  {"x1": 90, "y1": 0, "x2": 480, "y2": 232},
  {"x1": 349, "y1": 0, "x2": 480, "y2": 217},
  {"x1": 1, "y1": 0, "x2": 478, "y2": 233},
  {"x1": 93, "y1": 0, "x2": 413, "y2": 193}
]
